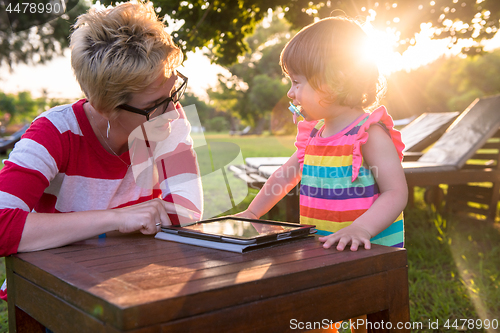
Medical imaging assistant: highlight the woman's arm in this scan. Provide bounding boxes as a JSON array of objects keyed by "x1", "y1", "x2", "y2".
[
  {"x1": 18, "y1": 198, "x2": 175, "y2": 252},
  {"x1": 320, "y1": 125, "x2": 408, "y2": 251},
  {"x1": 237, "y1": 152, "x2": 302, "y2": 219},
  {"x1": 1, "y1": 104, "x2": 195, "y2": 255}
]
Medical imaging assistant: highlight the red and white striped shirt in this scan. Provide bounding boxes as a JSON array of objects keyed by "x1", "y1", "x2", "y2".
[{"x1": 0, "y1": 99, "x2": 202, "y2": 257}]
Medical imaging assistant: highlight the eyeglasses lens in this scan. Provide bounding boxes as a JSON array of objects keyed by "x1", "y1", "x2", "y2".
[
  {"x1": 173, "y1": 78, "x2": 187, "y2": 103},
  {"x1": 147, "y1": 99, "x2": 170, "y2": 121},
  {"x1": 146, "y1": 74, "x2": 187, "y2": 121}
]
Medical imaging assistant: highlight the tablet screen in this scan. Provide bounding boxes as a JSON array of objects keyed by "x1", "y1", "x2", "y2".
[{"x1": 182, "y1": 218, "x2": 300, "y2": 239}]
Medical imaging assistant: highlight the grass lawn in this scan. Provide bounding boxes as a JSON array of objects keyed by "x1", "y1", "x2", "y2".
[
  {"x1": 197, "y1": 132, "x2": 298, "y2": 158},
  {"x1": 1, "y1": 133, "x2": 500, "y2": 332}
]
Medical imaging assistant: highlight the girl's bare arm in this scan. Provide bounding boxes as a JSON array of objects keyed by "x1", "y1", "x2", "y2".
[{"x1": 237, "y1": 152, "x2": 302, "y2": 219}]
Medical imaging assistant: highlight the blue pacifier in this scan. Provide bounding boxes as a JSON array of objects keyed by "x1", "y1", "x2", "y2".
[{"x1": 289, "y1": 102, "x2": 304, "y2": 124}]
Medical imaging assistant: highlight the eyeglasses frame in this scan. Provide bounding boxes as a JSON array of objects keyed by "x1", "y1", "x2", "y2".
[{"x1": 118, "y1": 72, "x2": 188, "y2": 121}]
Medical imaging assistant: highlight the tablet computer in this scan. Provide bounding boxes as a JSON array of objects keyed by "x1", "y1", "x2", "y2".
[{"x1": 161, "y1": 217, "x2": 316, "y2": 245}]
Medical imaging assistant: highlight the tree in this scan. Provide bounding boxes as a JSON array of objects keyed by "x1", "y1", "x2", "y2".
[
  {"x1": 382, "y1": 49, "x2": 500, "y2": 118},
  {"x1": 207, "y1": 13, "x2": 291, "y2": 134},
  {"x1": 0, "y1": 0, "x2": 89, "y2": 68},
  {"x1": 208, "y1": 74, "x2": 244, "y2": 131},
  {"x1": 0, "y1": 92, "x2": 16, "y2": 124},
  {"x1": 247, "y1": 74, "x2": 289, "y2": 133},
  {"x1": 132, "y1": 0, "x2": 500, "y2": 65},
  {"x1": 6, "y1": 0, "x2": 496, "y2": 67},
  {"x1": 428, "y1": 49, "x2": 500, "y2": 111},
  {"x1": 0, "y1": 89, "x2": 74, "y2": 128},
  {"x1": 182, "y1": 91, "x2": 216, "y2": 126},
  {"x1": 0, "y1": 90, "x2": 47, "y2": 126}
]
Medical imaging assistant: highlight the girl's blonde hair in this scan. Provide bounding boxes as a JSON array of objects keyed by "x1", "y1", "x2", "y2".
[
  {"x1": 70, "y1": 1, "x2": 183, "y2": 115},
  {"x1": 280, "y1": 16, "x2": 385, "y2": 111}
]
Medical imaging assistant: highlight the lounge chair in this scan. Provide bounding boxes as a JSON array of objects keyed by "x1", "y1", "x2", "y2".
[
  {"x1": 228, "y1": 157, "x2": 298, "y2": 221},
  {"x1": 400, "y1": 112, "x2": 460, "y2": 161},
  {"x1": 0, "y1": 124, "x2": 29, "y2": 155},
  {"x1": 404, "y1": 95, "x2": 500, "y2": 220}
]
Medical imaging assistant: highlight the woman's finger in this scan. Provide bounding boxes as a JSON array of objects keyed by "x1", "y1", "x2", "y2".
[
  {"x1": 161, "y1": 200, "x2": 201, "y2": 220},
  {"x1": 149, "y1": 199, "x2": 171, "y2": 227}
]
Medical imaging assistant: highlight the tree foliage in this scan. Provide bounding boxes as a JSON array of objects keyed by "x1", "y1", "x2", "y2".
[
  {"x1": 207, "y1": 14, "x2": 291, "y2": 134},
  {"x1": 3, "y1": 0, "x2": 497, "y2": 67},
  {"x1": 428, "y1": 49, "x2": 500, "y2": 111},
  {"x1": 0, "y1": 90, "x2": 71, "y2": 126},
  {"x1": 383, "y1": 49, "x2": 500, "y2": 119},
  {"x1": 182, "y1": 91, "x2": 215, "y2": 125},
  {"x1": 141, "y1": 0, "x2": 500, "y2": 65},
  {"x1": 0, "y1": 0, "x2": 89, "y2": 68}
]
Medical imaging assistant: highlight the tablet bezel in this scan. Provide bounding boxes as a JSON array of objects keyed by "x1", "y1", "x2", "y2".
[{"x1": 161, "y1": 217, "x2": 316, "y2": 245}]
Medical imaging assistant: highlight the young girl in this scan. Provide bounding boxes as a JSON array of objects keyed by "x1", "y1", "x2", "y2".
[{"x1": 237, "y1": 16, "x2": 407, "y2": 253}]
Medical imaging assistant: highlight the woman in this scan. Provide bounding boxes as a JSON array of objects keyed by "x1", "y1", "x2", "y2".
[{"x1": 0, "y1": 0, "x2": 203, "y2": 266}]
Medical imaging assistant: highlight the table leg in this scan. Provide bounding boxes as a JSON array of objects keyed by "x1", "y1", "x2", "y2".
[
  {"x1": 366, "y1": 267, "x2": 411, "y2": 333},
  {"x1": 15, "y1": 306, "x2": 45, "y2": 333},
  {"x1": 366, "y1": 310, "x2": 390, "y2": 333},
  {"x1": 286, "y1": 184, "x2": 300, "y2": 222},
  {"x1": 6, "y1": 257, "x2": 45, "y2": 333}
]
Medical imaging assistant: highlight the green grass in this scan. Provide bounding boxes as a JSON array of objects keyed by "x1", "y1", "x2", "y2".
[
  {"x1": 405, "y1": 210, "x2": 490, "y2": 326},
  {"x1": 2, "y1": 134, "x2": 500, "y2": 332},
  {"x1": 197, "y1": 132, "x2": 297, "y2": 158}
]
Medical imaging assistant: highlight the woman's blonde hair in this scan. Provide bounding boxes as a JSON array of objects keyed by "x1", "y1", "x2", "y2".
[
  {"x1": 280, "y1": 16, "x2": 385, "y2": 111},
  {"x1": 70, "y1": 1, "x2": 183, "y2": 115}
]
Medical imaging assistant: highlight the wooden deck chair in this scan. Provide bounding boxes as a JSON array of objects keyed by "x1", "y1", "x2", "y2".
[
  {"x1": 227, "y1": 157, "x2": 289, "y2": 188},
  {"x1": 0, "y1": 124, "x2": 29, "y2": 155},
  {"x1": 228, "y1": 157, "x2": 299, "y2": 221},
  {"x1": 404, "y1": 95, "x2": 500, "y2": 220},
  {"x1": 245, "y1": 157, "x2": 289, "y2": 169},
  {"x1": 400, "y1": 112, "x2": 460, "y2": 161}
]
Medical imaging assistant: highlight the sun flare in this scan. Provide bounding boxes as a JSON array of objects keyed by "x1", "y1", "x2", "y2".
[{"x1": 361, "y1": 13, "x2": 475, "y2": 75}]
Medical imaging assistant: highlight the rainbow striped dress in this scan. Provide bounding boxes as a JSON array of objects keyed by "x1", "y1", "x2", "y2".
[{"x1": 295, "y1": 106, "x2": 405, "y2": 247}]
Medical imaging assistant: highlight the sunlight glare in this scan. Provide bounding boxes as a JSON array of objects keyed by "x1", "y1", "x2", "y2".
[
  {"x1": 235, "y1": 263, "x2": 272, "y2": 284},
  {"x1": 362, "y1": 21, "x2": 403, "y2": 75},
  {"x1": 362, "y1": 16, "x2": 476, "y2": 75}
]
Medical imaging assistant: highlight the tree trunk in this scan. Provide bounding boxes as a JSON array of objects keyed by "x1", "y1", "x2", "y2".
[
  {"x1": 229, "y1": 115, "x2": 239, "y2": 132},
  {"x1": 254, "y1": 116, "x2": 266, "y2": 135}
]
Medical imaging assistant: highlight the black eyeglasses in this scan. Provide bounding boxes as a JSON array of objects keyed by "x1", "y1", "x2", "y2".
[{"x1": 118, "y1": 72, "x2": 188, "y2": 121}]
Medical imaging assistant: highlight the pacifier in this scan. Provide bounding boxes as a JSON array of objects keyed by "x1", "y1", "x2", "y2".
[{"x1": 289, "y1": 102, "x2": 304, "y2": 124}]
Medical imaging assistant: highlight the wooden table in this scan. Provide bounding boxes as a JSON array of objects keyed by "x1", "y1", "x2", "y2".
[{"x1": 7, "y1": 233, "x2": 410, "y2": 332}]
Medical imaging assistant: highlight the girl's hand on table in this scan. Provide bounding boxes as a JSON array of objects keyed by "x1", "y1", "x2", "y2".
[{"x1": 319, "y1": 225, "x2": 372, "y2": 251}]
